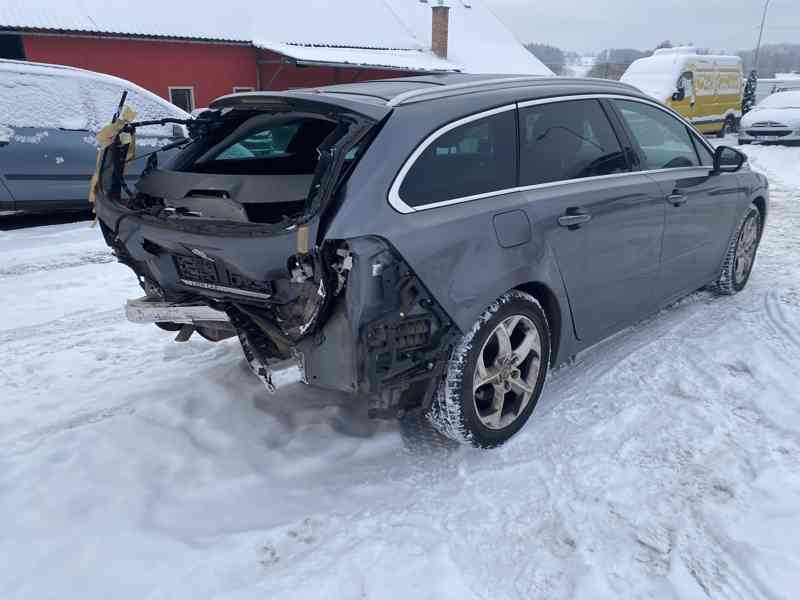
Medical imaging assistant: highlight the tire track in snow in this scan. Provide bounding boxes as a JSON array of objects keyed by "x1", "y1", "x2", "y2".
[{"x1": 0, "y1": 249, "x2": 114, "y2": 279}]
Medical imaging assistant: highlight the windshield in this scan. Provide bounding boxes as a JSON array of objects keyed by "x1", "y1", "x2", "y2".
[{"x1": 757, "y1": 91, "x2": 800, "y2": 109}]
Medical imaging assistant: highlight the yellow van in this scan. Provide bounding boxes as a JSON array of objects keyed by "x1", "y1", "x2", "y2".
[{"x1": 621, "y1": 47, "x2": 743, "y2": 137}]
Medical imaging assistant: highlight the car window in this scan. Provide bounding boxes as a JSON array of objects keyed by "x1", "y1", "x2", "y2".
[
  {"x1": 215, "y1": 123, "x2": 301, "y2": 160},
  {"x1": 519, "y1": 99, "x2": 628, "y2": 186},
  {"x1": 690, "y1": 134, "x2": 714, "y2": 166},
  {"x1": 399, "y1": 109, "x2": 516, "y2": 207},
  {"x1": 614, "y1": 100, "x2": 700, "y2": 170}
]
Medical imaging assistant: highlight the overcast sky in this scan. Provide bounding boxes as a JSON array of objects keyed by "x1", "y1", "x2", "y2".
[{"x1": 484, "y1": 0, "x2": 800, "y2": 54}]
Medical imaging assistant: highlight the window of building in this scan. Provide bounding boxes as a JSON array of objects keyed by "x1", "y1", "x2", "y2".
[
  {"x1": 519, "y1": 99, "x2": 628, "y2": 186},
  {"x1": 398, "y1": 109, "x2": 517, "y2": 207},
  {"x1": 169, "y1": 87, "x2": 195, "y2": 113},
  {"x1": 233, "y1": 87, "x2": 255, "y2": 94},
  {"x1": 613, "y1": 100, "x2": 700, "y2": 170}
]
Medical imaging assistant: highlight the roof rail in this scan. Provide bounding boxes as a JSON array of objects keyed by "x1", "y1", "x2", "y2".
[
  {"x1": 386, "y1": 76, "x2": 644, "y2": 108},
  {"x1": 387, "y1": 76, "x2": 551, "y2": 107}
]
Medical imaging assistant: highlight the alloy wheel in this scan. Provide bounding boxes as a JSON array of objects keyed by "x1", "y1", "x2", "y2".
[
  {"x1": 472, "y1": 314, "x2": 542, "y2": 430},
  {"x1": 734, "y1": 212, "x2": 760, "y2": 285}
]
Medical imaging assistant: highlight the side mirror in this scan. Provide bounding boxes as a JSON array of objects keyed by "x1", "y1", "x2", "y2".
[
  {"x1": 713, "y1": 146, "x2": 746, "y2": 173},
  {"x1": 672, "y1": 88, "x2": 686, "y2": 102}
]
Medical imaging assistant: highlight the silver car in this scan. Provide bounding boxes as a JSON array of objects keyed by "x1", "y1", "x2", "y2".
[
  {"x1": 740, "y1": 90, "x2": 800, "y2": 145},
  {"x1": 0, "y1": 59, "x2": 189, "y2": 213},
  {"x1": 94, "y1": 74, "x2": 768, "y2": 448}
]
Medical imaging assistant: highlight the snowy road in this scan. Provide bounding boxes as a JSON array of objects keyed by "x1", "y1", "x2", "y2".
[{"x1": 1, "y1": 144, "x2": 800, "y2": 599}]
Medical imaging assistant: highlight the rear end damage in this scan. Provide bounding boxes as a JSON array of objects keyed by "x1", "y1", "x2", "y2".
[{"x1": 94, "y1": 94, "x2": 456, "y2": 417}]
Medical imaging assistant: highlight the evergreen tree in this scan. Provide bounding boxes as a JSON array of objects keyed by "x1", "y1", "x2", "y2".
[{"x1": 742, "y1": 70, "x2": 758, "y2": 114}]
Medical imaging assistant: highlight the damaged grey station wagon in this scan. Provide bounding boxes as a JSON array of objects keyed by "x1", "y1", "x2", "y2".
[{"x1": 94, "y1": 74, "x2": 768, "y2": 448}]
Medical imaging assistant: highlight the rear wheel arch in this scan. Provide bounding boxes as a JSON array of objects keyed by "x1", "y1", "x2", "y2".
[{"x1": 515, "y1": 281, "x2": 561, "y2": 367}]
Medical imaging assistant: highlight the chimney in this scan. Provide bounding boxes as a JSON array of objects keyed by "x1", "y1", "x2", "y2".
[{"x1": 431, "y1": 1, "x2": 450, "y2": 59}]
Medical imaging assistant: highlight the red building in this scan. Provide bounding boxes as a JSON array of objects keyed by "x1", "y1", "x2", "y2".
[{"x1": 0, "y1": 1, "x2": 550, "y2": 112}]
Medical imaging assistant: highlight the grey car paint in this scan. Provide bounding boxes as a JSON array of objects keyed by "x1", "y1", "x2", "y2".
[
  {"x1": 0, "y1": 126, "x2": 182, "y2": 212},
  {"x1": 323, "y1": 77, "x2": 766, "y2": 363},
  {"x1": 95, "y1": 74, "x2": 768, "y2": 386}
]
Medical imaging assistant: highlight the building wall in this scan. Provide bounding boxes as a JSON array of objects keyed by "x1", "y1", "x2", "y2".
[
  {"x1": 20, "y1": 34, "x2": 414, "y2": 109},
  {"x1": 22, "y1": 35, "x2": 258, "y2": 108}
]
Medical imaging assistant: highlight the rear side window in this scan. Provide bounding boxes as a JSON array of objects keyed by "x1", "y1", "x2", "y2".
[
  {"x1": 519, "y1": 99, "x2": 628, "y2": 186},
  {"x1": 399, "y1": 109, "x2": 516, "y2": 207},
  {"x1": 614, "y1": 100, "x2": 700, "y2": 170}
]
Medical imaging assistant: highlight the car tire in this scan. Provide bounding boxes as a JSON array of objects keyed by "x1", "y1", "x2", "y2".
[
  {"x1": 717, "y1": 115, "x2": 737, "y2": 138},
  {"x1": 710, "y1": 204, "x2": 762, "y2": 295},
  {"x1": 426, "y1": 290, "x2": 550, "y2": 449},
  {"x1": 738, "y1": 138, "x2": 751, "y2": 145},
  {"x1": 155, "y1": 322, "x2": 183, "y2": 332}
]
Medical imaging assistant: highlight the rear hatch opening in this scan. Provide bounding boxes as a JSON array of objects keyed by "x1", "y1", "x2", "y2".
[
  {"x1": 97, "y1": 93, "x2": 382, "y2": 231},
  {"x1": 93, "y1": 94, "x2": 389, "y2": 392}
]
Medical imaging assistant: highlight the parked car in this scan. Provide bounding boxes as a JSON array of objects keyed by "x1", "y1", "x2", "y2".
[
  {"x1": 0, "y1": 59, "x2": 189, "y2": 214},
  {"x1": 739, "y1": 90, "x2": 800, "y2": 145},
  {"x1": 621, "y1": 47, "x2": 743, "y2": 138},
  {"x1": 93, "y1": 74, "x2": 767, "y2": 448}
]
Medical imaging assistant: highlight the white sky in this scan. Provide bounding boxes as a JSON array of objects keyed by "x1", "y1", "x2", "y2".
[{"x1": 484, "y1": 0, "x2": 800, "y2": 54}]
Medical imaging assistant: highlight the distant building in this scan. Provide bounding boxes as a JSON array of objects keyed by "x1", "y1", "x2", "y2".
[{"x1": 0, "y1": 0, "x2": 551, "y2": 111}]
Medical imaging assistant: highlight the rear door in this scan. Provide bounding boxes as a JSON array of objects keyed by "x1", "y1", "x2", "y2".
[
  {"x1": 518, "y1": 98, "x2": 667, "y2": 343},
  {"x1": 0, "y1": 69, "x2": 97, "y2": 211},
  {"x1": 611, "y1": 98, "x2": 741, "y2": 301}
]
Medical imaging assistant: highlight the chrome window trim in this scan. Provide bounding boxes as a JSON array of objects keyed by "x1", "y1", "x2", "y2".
[{"x1": 387, "y1": 93, "x2": 717, "y2": 214}]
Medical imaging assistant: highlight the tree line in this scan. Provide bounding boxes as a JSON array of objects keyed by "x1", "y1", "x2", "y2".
[{"x1": 526, "y1": 41, "x2": 800, "y2": 80}]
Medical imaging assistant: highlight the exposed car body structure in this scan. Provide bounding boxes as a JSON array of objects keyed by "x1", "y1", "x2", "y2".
[
  {"x1": 0, "y1": 59, "x2": 189, "y2": 213},
  {"x1": 94, "y1": 74, "x2": 767, "y2": 447},
  {"x1": 739, "y1": 90, "x2": 800, "y2": 144}
]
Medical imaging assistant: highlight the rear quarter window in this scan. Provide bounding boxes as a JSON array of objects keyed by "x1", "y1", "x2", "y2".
[{"x1": 398, "y1": 109, "x2": 517, "y2": 207}]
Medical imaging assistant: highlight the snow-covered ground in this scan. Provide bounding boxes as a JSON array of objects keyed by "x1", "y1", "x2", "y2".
[{"x1": 1, "y1": 143, "x2": 800, "y2": 599}]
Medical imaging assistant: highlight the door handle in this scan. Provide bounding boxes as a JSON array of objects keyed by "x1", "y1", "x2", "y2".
[
  {"x1": 667, "y1": 193, "x2": 688, "y2": 206},
  {"x1": 558, "y1": 208, "x2": 592, "y2": 229}
]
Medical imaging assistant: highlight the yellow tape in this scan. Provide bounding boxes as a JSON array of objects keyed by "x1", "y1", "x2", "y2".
[
  {"x1": 88, "y1": 106, "x2": 137, "y2": 215},
  {"x1": 296, "y1": 225, "x2": 310, "y2": 254}
]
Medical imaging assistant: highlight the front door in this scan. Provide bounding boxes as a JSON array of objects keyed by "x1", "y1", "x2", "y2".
[
  {"x1": 612, "y1": 98, "x2": 742, "y2": 300},
  {"x1": 518, "y1": 99, "x2": 666, "y2": 343}
]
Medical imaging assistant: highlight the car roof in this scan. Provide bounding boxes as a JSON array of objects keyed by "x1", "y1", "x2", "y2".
[
  {"x1": 0, "y1": 59, "x2": 191, "y2": 119},
  {"x1": 211, "y1": 73, "x2": 647, "y2": 121}
]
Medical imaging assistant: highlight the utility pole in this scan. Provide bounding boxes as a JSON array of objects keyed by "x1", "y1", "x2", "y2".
[{"x1": 754, "y1": 0, "x2": 770, "y2": 72}]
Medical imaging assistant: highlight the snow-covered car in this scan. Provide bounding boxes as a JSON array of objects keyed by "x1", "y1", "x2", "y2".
[
  {"x1": 739, "y1": 91, "x2": 800, "y2": 145},
  {"x1": 93, "y1": 74, "x2": 768, "y2": 449},
  {"x1": 0, "y1": 59, "x2": 190, "y2": 214}
]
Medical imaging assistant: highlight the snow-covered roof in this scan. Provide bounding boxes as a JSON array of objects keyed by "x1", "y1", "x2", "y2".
[
  {"x1": 0, "y1": 58, "x2": 188, "y2": 132},
  {"x1": 621, "y1": 48, "x2": 742, "y2": 101},
  {"x1": 0, "y1": 0, "x2": 552, "y2": 75}
]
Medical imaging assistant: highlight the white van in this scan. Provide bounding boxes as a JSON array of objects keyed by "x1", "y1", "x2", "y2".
[{"x1": 621, "y1": 47, "x2": 743, "y2": 137}]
